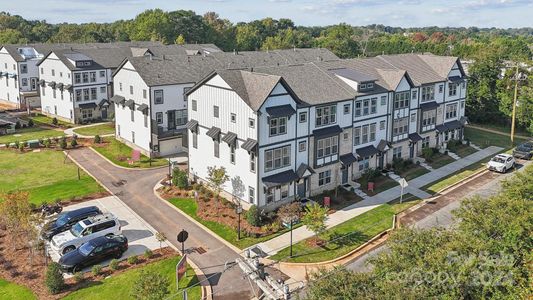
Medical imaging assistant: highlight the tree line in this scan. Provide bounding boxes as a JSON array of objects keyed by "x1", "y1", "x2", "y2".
[{"x1": 1, "y1": 9, "x2": 532, "y2": 133}]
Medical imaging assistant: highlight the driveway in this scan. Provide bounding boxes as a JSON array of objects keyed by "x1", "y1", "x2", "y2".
[
  {"x1": 67, "y1": 148, "x2": 251, "y2": 300},
  {"x1": 47, "y1": 196, "x2": 163, "y2": 272}
]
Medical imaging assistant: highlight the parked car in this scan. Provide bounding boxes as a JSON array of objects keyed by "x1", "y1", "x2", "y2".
[
  {"x1": 513, "y1": 140, "x2": 533, "y2": 160},
  {"x1": 487, "y1": 153, "x2": 515, "y2": 173},
  {"x1": 41, "y1": 206, "x2": 102, "y2": 240},
  {"x1": 58, "y1": 235, "x2": 128, "y2": 273},
  {"x1": 51, "y1": 213, "x2": 122, "y2": 255}
]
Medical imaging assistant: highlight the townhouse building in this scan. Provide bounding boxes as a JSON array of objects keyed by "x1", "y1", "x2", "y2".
[
  {"x1": 111, "y1": 48, "x2": 339, "y2": 157},
  {"x1": 186, "y1": 53, "x2": 467, "y2": 210}
]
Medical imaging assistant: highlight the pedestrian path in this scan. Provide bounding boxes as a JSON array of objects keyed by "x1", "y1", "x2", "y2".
[
  {"x1": 64, "y1": 122, "x2": 115, "y2": 138},
  {"x1": 447, "y1": 150, "x2": 461, "y2": 160},
  {"x1": 470, "y1": 143, "x2": 482, "y2": 151},
  {"x1": 255, "y1": 146, "x2": 503, "y2": 256}
]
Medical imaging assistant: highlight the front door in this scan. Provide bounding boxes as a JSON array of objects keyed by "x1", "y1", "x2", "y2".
[
  {"x1": 297, "y1": 181, "x2": 306, "y2": 198},
  {"x1": 410, "y1": 144, "x2": 415, "y2": 158},
  {"x1": 30, "y1": 78, "x2": 37, "y2": 90},
  {"x1": 341, "y1": 167, "x2": 348, "y2": 184},
  {"x1": 167, "y1": 110, "x2": 175, "y2": 130},
  {"x1": 101, "y1": 108, "x2": 107, "y2": 119},
  {"x1": 379, "y1": 154, "x2": 384, "y2": 169}
]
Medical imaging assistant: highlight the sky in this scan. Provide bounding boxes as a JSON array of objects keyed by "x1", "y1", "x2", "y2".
[{"x1": 1, "y1": 0, "x2": 532, "y2": 28}]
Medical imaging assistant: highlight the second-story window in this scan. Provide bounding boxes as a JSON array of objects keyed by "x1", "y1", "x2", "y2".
[
  {"x1": 316, "y1": 136, "x2": 338, "y2": 160},
  {"x1": 192, "y1": 100, "x2": 197, "y2": 111},
  {"x1": 213, "y1": 105, "x2": 219, "y2": 118},
  {"x1": 264, "y1": 145, "x2": 291, "y2": 172},
  {"x1": 250, "y1": 152, "x2": 256, "y2": 173},
  {"x1": 446, "y1": 103, "x2": 458, "y2": 119},
  {"x1": 51, "y1": 69, "x2": 55, "y2": 76},
  {"x1": 343, "y1": 104, "x2": 350, "y2": 115},
  {"x1": 129, "y1": 85, "x2": 134, "y2": 95},
  {"x1": 90, "y1": 72, "x2": 96, "y2": 82},
  {"x1": 20, "y1": 64, "x2": 27, "y2": 74},
  {"x1": 249, "y1": 118, "x2": 255, "y2": 128},
  {"x1": 100, "y1": 71, "x2": 105, "y2": 77},
  {"x1": 176, "y1": 109, "x2": 187, "y2": 126},
  {"x1": 448, "y1": 83, "x2": 457, "y2": 96},
  {"x1": 269, "y1": 117, "x2": 287, "y2": 136},
  {"x1": 75, "y1": 73, "x2": 81, "y2": 84},
  {"x1": 412, "y1": 90, "x2": 417, "y2": 100},
  {"x1": 143, "y1": 89, "x2": 147, "y2": 99},
  {"x1": 393, "y1": 117, "x2": 409, "y2": 136},
  {"x1": 231, "y1": 113, "x2": 236, "y2": 123},
  {"x1": 154, "y1": 90, "x2": 164, "y2": 104},
  {"x1": 421, "y1": 86, "x2": 435, "y2": 102},
  {"x1": 315, "y1": 105, "x2": 336, "y2": 127},
  {"x1": 156, "y1": 112, "x2": 163, "y2": 124},
  {"x1": 82, "y1": 72, "x2": 89, "y2": 83},
  {"x1": 354, "y1": 101, "x2": 362, "y2": 117},
  {"x1": 90, "y1": 88, "x2": 97, "y2": 100},
  {"x1": 422, "y1": 110, "x2": 436, "y2": 127},
  {"x1": 299, "y1": 112, "x2": 307, "y2": 123}
]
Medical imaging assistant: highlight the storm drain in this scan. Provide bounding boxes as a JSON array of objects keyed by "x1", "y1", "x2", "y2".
[{"x1": 195, "y1": 247, "x2": 207, "y2": 254}]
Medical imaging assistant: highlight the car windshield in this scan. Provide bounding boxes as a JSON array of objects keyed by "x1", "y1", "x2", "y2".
[
  {"x1": 517, "y1": 144, "x2": 532, "y2": 151},
  {"x1": 491, "y1": 157, "x2": 505, "y2": 163},
  {"x1": 70, "y1": 223, "x2": 84, "y2": 237},
  {"x1": 55, "y1": 213, "x2": 70, "y2": 226},
  {"x1": 78, "y1": 242, "x2": 95, "y2": 256}
]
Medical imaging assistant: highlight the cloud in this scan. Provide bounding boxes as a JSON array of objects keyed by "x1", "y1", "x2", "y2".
[{"x1": 464, "y1": 0, "x2": 531, "y2": 9}]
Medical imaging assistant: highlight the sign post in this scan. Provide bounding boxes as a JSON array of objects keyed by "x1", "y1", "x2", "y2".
[
  {"x1": 176, "y1": 255, "x2": 187, "y2": 291},
  {"x1": 398, "y1": 178, "x2": 408, "y2": 203}
]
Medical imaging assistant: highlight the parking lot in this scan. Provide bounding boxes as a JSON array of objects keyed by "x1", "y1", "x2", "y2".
[{"x1": 45, "y1": 196, "x2": 168, "y2": 273}]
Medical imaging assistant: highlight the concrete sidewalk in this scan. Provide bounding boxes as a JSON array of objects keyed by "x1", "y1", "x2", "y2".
[{"x1": 256, "y1": 146, "x2": 503, "y2": 256}]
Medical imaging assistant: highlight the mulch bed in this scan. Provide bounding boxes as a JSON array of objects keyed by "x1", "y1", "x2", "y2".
[
  {"x1": 0, "y1": 226, "x2": 175, "y2": 300},
  {"x1": 159, "y1": 185, "x2": 279, "y2": 237}
]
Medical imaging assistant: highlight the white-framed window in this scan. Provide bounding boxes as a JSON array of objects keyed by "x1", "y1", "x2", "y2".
[
  {"x1": 281, "y1": 184, "x2": 289, "y2": 199},
  {"x1": 266, "y1": 187, "x2": 274, "y2": 204},
  {"x1": 156, "y1": 112, "x2": 163, "y2": 124},
  {"x1": 100, "y1": 86, "x2": 106, "y2": 94},
  {"x1": 230, "y1": 144, "x2": 236, "y2": 164},
  {"x1": 363, "y1": 99, "x2": 370, "y2": 115},
  {"x1": 249, "y1": 187, "x2": 255, "y2": 204},
  {"x1": 59, "y1": 72, "x2": 62, "y2": 77},
  {"x1": 411, "y1": 113, "x2": 416, "y2": 123},
  {"x1": 394, "y1": 92, "x2": 410, "y2": 109},
  {"x1": 129, "y1": 85, "x2": 134, "y2": 95},
  {"x1": 299, "y1": 141, "x2": 306, "y2": 152},
  {"x1": 422, "y1": 136, "x2": 430, "y2": 148},
  {"x1": 119, "y1": 82, "x2": 122, "y2": 91},
  {"x1": 370, "y1": 98, "x2": 377, "y2": 114},
  {"x1": 83, "y1": 89, "x2": 89, "y2": 101},
  {"x1": 315, "y1": 105, "x2": 336, "y2": 127},
  {"x1": 213, "y1": 105, "x2": 219, "y2": 118},
  {"x1": 154, "y1": 90, "x2": 164, "y2": 104},
  {"x1": 393, "y1": 117, "x2": 409, "y2": 136},
  {"x1": 249, "y1": 118, "x2": 255, "y2": 128},
  {"x1": 448, "y1": 83, "x2": 457, "y2": 96},
  {"x1": 380, "y1": 96, "x2": 386, "y2": 106},
  {"x1": 393, "y1": 147, "x2": 402, "y2": 159},
  {"x1": 380, "y1": 120, "x2": 385, "y2": 130},
  {"x1": 143, "y1": 89, "x2": 147, "y2": 99},
  {"x1": 52, "y1": 88, "x2": 56, "y2": 99},
  {"x1": 354, "y1": 126, "x2": 361, "y2": 145},
  {"x1": 359, "y1": 83, "x2": 366, "y2": 90},
  {"x1": 358, "y1": 157, "x2": 369, "y2": 171},
  {"x1": 81, "y1": 109, "x2": 93, "y2": 119},
  {"x1": 367, "y1": 82, "x2": 374, "y2": 89},
  {"x1": 90, "y1": 87, "x2": 97, "y2": 100},
  {"x1": 264, "y1": 145, "x2": 291, "y2": 172},
  {"x1": 75, "y1": 90, "x2": 81, "y2": 102},
  {"x1": 461, "y1": 101, "x2": 465, "y2": 109},
  {"x1": 40, "y1": 67, "x2": 43, "y2": 74},
  {"x1": 318, "y1": 170, "x2": 331, "y2": 186},
  {"x1": 269, "y1": 117, "x2": 287, "y2": 136},
  {"x1": 412, "y1": 90, "x2": 417, "y2": 99},
  {"x1": 362, "y1": 125, "x2": 369, "y2": 144},
  {"x1": 445, "y1": 103, "x2": 458, "y2": 119},
  {"x1": 192, "y1": 100, "x2": 197, "y2": 111},
  {"x1": 299, "y1": 112, "x2": 307, "y2": 123},
  {"x1": 100, "y1": 70, "x2": 105, "y2": 77},
  {"x1": 21, "y1": 78, "x2": 27, "y2": 86},
  {"x1": 316, "y1": 136, "x2": 338, "y2": 159},
  {"x1": 421, "y1": 86, "x2": 435, "y2": 102},
  {"x1": 422, "y1": 110, "x2": 436, "y2": 127},
  {"x1": 354, "y1": 100, "x2": 362, "y2": 117},
  {"x1": 343, "y1": 104, "x2": 350, "y2": 114},
  {"x1": 75, "y1": 73, "x2": 81, "y2": 84},
  {"x1": 250, "y1": 151, "x2": 256, "y2": 173},
  {"x1": 20, "y1": 64, "x2": 27, "y2": 74},
  {"x1": 90, "y1": 72, "x2": 96, "y2": 82},
  {"x1": 369, "y1": 123, "x2": 376, "y2": 141},
  {"x1": 192, "y1": 131, "x2": 197, "y2": 149},
  {"x1": 51, "y1": 69, "x2": 55, "y2": 76},
  {"x1": 176, "y1": 109, "x2": 187, "y2": 126},
  {"x1": 438, "y1": 84, "x2": 443, "y2": 93},
  {"x1": 343, "y1": 132, "x2": 349, "y2": 141},
  {"x1": 231, "y1": 113, "x2": 236, "y2": 123}
]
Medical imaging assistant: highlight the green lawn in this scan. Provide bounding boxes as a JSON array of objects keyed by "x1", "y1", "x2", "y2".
[
  {"x1": 269, "y1": 199, "x2": 420, "y2": 263},
  {"x1": 92, "y1": 138, "x2": 167, "y2": 168},
  {"x1": 422, "y1": 158, "x2": 489, "y2": 195},
  {"x1": 0, "y1": 127, "x2": 63, "y2": 144},
  {"x1": 0, "y1": 279, "x2": 36, "y2": 300},
  {"x1": 0, "y1": 150, "x2": 104, "y2": 205},
  {"x1": 464, "y1": 127, "x2": 527, "y2": 149},
  {"x1": 427, "y1": 153, "x2": 455, "y2": 169},
  {"x1": 469, "y1": 123, "x2": 531, "y2": 137},
  {"x1": 397, "y1": 164, "x2": 430, "y2": 181},
  {"x1": 357, "y1": 174, "x2": 399, "y2": 196},
  {"x1": 63, "y1": 256, "x2": 201, "y2": 300},
  {"x1": 73, "y1": 123, "x2": 115, "y2": 137},
  {"x1": 450, "y1": 144, "x2": 478, "y2": 158},
  {"x1": 169, "y1": 198, "x2": 296, "y2": 249},
  {"x1": 27, "y1": 114, "x2": 73, "y2": 128}
]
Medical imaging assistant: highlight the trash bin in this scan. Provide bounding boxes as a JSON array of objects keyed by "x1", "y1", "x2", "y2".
[
  {"x1": 324, "y1": 196, "x2": 330, "y2": 207},
  {"x1": 368, "y1": 182, "x2": 375, "y2": 192}
]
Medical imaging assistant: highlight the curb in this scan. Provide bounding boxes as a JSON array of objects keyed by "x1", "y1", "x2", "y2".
[
  {"x1": 66, "y1": 151, "x2": 211, "y2": 300},
  {"x1": 88, "y1": 146, "x2": 168, "y2": 171},
  {"x1": 152, "y1": 182, "x2": 244, "y2": 255}
]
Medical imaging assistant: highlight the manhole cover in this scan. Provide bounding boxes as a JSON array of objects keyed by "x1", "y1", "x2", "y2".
[
  {"x1": 196, "y1": 247, "x2": 207, "y2": 254},
  {"x1": 112, "y1": 179, "x2": 127, "y2": 187}
]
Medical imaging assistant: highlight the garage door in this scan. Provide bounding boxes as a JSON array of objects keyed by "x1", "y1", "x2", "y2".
[{"x1": 159, "y1": 137, "x2": 182, "y2": 156}]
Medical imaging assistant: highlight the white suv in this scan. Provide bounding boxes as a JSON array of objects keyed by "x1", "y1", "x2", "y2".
[
  {"x1": 487, "y1": 153, "x2": 515, "y2": 173},
  {"x1": 51, "y1": 213, "x2": 122, "y2": 255}
]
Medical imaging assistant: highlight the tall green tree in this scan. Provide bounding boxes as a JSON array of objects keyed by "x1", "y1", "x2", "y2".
[{"x1": 314, "y1": 24, "x2": 360, "y2": 58}]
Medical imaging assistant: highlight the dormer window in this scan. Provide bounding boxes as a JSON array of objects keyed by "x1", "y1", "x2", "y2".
[
  {"x1": 360, "y1": 83, "x2": 366, "y2": 89},
  {"x1": 367, "y1": 82, "x2": 373, "y2": 89}
]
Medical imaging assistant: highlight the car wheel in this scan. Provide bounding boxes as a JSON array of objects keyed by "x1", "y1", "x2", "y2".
[
  {"x1": 105, "y1": 233, "x2": 114, "y2": 237},
  {"x1": 115, "y1": 251, "x2": 123, "y2": 259},
  {"x1": 72, "y1": 265, "x2": 80, "y2": 273},
  {"x1": 63, "y1": 246, "x2": 75, "y2": 254}
]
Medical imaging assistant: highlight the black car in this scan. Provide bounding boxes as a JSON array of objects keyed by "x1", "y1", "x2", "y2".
[
  {"x1": 513, "y1": 141, "x2": 533, "y2": 160},
  {"x1": 41, "y1": 206, "x2": 102, "y2": 240},
  {"x1": 58, "y1": 235, "x2": 128, "y2": 273}
]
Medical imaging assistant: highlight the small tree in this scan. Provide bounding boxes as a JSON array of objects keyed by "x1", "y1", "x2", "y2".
[
  {"x1": 52, "y1": 117, "x2": 58, "y2": 126},
  {"x1": 155, "y1": 232, "x2": 166, "y2": 249},
  {"x1": 91, "y1": 264, "x2": 103, "y2": 276},
  {"x1": 0, "y1": 191, "x2": 33, "y2": 249},
  {"x1": 172, "y1": 168, "x2": 188, "y2": 189},
  {"x1": 246, "y1": 205, "x2": 261, "y2": 227},
  {"x1": 28, "y1": 119, "x2": 34, "y2": 127},
  {"x1": 59, "y1": 137, "x2": 67, "y2": 149},
  {"x1": 18, "y1": 142, "x2": 25, "y2": 152},
  {"x1": 43, "y1": 138, "x2": 51, "y2": 148},
  {"x1": 302, "y1": 203, "x2": 329, "y2": 243},
  {"x1": 45, "y1": 262, "x2": 65, "y2": 294},
  {"x1": 70, "y1": 138, "x2": 78, "y2": 148},
  {"x1": 15, "y1": 121, "x2": 21, "y2": 129},
  {"x1": 206, "y1": 166, "x2": 229, "y2": 200},
  {"x1": 94, "y1": 135, "x2": 101, "y2": 144},
  {"x1": 131, "y1": 269, "x2": 170, "y2": 300},
  {"x1": 278, "y1": 202, "x2": 302, "y2": 226}
]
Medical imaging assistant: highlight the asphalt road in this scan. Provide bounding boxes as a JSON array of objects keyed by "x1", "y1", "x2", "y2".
[
  {"x1": 346, "y1": 159, "x2": 530, "y2": 272},
  {"x1": 67, "y1": 148, "x2": 252, "y2": 300}
]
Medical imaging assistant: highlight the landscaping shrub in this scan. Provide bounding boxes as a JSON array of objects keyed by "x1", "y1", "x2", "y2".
[
  {"x1": 94, "y1": 135, "x2": 101, "y2": 144},
  {"x1": 70, "y1": 138, "x2": 78, "y2": 148},
  {"x1": 73, "y1": 271, "x2": 84, "y2": 283},
  {"x1": 59, "y1": 137, "x2": 67, "y2": 149},
  {"x1": 172, "y1": 168, "x2": 188, "y2": 189},
  {"x1": 91, "y1": 264, "x2": 103, "y2": 276},
  {"x1": 446, "y1": 139, "x2": 462, "y2": 152},
  {"x1": 28, "y1": 119, "x2": 34, "y2": 127},
  {"x1": 246, "y1": 205, "x2": 261, "y2": 226},
  {"x1": 15, "y1": 121, "x2": 21, "y2": 129},
  {"x1": 45, "y1": 262, "x2": 65, "y2": 294},
  {"x1": 127, "y1": 255, "x2": 139, "y2": 265},
  {"x1": 392, "y1": 158, "x2": 413, "y2": 173},
  {"x1": 43, "y1": 138, "x2": 52, "y2": 148},
  {"x1": 52, "y1": 117, "x2": 58, "y2": 126},
  {"x1": 13, "y1": 140, "x2": 19, "y2": 149},
  {"x1": 109, "y1": 259, "x2": 120, "y2": 270},
  {"x1": 422, "y1": 147, "x2": 436, "y2": 161},
  {"x1": 362, "y1": 168, "x2": 381, "y2": 182},
  {"x1": 131, "y1": 269, "x2": 170, "y2": 300},
  {"x1": 144, "y1": 249, "x2": 154, "y2": 259},
  {"x1": 18, "y1": 142, "x2": 24, "y2": 152}
]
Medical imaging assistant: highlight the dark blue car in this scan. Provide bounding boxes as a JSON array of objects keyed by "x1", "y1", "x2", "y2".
[{"x1": 41, "y1": 206, "x2": 102, "y2": 240}]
